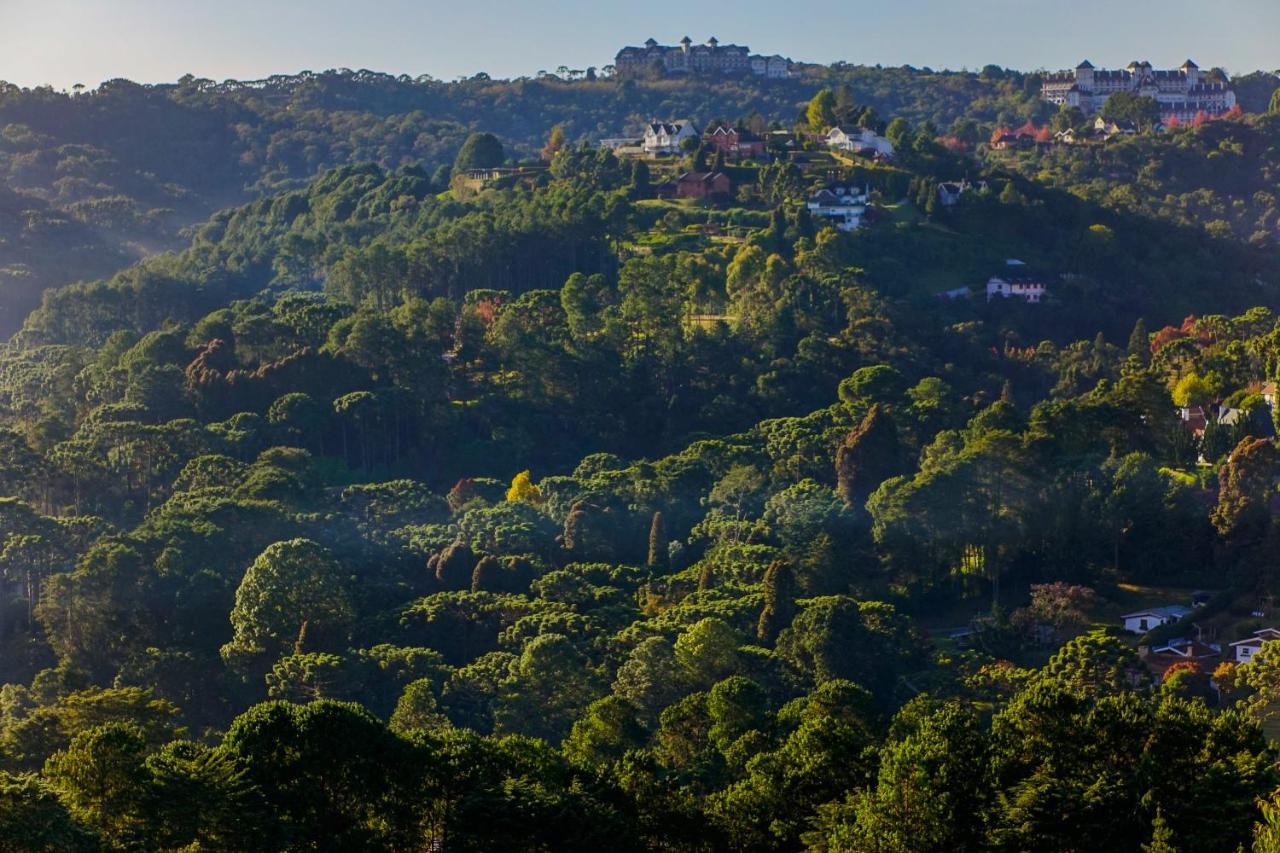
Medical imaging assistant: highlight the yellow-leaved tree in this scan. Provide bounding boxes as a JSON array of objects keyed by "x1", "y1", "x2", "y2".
[{"x1": 506, "y1": 470, "x2": 544, "y2": 505}]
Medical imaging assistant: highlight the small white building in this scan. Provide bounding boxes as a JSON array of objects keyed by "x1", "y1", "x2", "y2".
[
  {"x1": 825, "y1": 126, "x2": 895, "y2": 158},
  {"x1": 643, "y1": 120, "x2": 700, "y2": 155},
  {"x1": 1229, "y1": 627, "x2": 1280, "y2": 663},
  {"x1": 1121, "y1": 605, "x2": 1192, "y2": 634},
  {"x1": 807, "y1": 184, "x2": 868, "y2": 231}
]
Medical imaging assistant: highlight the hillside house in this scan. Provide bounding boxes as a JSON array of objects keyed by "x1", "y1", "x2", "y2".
[
  {"x1": 985, "y1": 261, "x2": 1049, "y2": 303},
  {"x1": 748, "y1": 54, "x2": 791, "y2": 78},
  {"x1": 806, "y1": 183, "x2": 868, "y2": 231},
  {"x1": 1094, "y1": 116, "x2": 1140, "y2": 139},
  {"x1": 1122, "y1": 605, "x2": 1192, "y2": 634},
  {"x1": 655, "y1": 171, "x2": 731, "y2": 200},
  {"x1": 937, "y1": 180, "x2": 988, "y2": 207},
  {"x1": 825, "y1": 127, "x2": 894, "y2": 158},
  {"x1": 1262, "y1": 381, "x2": 1277, "y2": 408},
  {"x1": 1151, "y1": 637, "x2": 1221, "y2": 662},
  {"x1": 1179, "y1": 405, "x2": 1209, "y2": 437},
  {"x1": 643, "y1": 120, "x2": 699, "y2": 155},
  {"x1": 703, "y1": 125, "x2": 766, "y2": 159},
  {"x1": 1229, "y1": 628, "x2": 1280, "y2": 663}
]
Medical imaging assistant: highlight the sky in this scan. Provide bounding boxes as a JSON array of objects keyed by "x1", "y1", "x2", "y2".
[{"x1": 1, "y1": 0, "x2": 1277, "y2": 90}]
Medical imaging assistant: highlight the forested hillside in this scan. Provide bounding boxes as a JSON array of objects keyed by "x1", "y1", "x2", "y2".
[
  {"x1": 0, "y1": 64, "x2": 1058, "y2": 337},
  {"x1": 2, "y1": 61, "x2": 1280, "y2": 850}
]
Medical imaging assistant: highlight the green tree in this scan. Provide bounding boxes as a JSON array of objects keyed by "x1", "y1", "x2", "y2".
[
  {"x1": 221, "y1": 539, "x2": 354, "y2": 668},
  {"x1": 1100, "y1": 91, "x2": 1162, "y2": 130},
  {"x1": 452, "y1": 132, "x2": 505, "y2": 175},
  {"x1": 43, "y1": 724, "x2": 151, "y2": 848},
  {"x1": 0, "y1": 772, "x2": 94, "y2": 851},
  {"x1": 807, "y1": 89, "x2": 838, "y2": 131},
  {"x1": 757, "y1": 560, "x2": 797, "y2": 644},
  {"x1": 836, "y1": 404, "x2": 905, "y2": 509},
  {"x1": 1144, "y1": 808, "x2": 1177, "y2": 853},
  {"x1": 646, "y1": 510, "x2": 668, "y2": 571}
]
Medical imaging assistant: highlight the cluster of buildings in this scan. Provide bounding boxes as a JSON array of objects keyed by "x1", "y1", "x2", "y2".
[
  {"x1": 615, "y1": 36, "x2": 792, "y2": 79},
  {"x1": 633, "y1": 121, "x2": 772, "y2": 158},
  {"x1": 1122, "y1": 598, "x2": 1280, "y2": 676},
  {"x1": 620, "y1": 119, "x2": 895, "y2": 164},
  {"x1": 1040, "y1": 59, "x2": 1236, "y2": 123},
  {"x1": 1177, "y1": 381, "x2": 1275, "y2": 441}
]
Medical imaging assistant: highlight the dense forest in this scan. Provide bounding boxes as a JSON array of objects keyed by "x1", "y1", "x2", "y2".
[{"x1": 1, "y1": 58, "x2": 1280, "y2": 850}]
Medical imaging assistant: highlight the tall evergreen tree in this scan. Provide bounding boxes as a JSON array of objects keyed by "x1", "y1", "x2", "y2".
[
  {"x1": 757, "y1": 560, "x2": 796, "y2": 644},
  {"x1": 1127, "y1": 317, "x2": 1150, "y2": 362},
  {"x1": 647, "y1": 510, "x2": 668, "y2": 571},
  {"x1": 836, "y1": 404, "x2": 906, "y2": 510},
  {"x1": 1142, "y1": 808, "x2": 1177, "y2": 853}
]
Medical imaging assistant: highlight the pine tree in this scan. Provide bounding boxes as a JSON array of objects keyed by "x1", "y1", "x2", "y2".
[
  {"x1": 1142, "y1": 808, "x2": 1176, "y2": 853},
  {"x1": 698, "y1": 562, "x2": 714, "y2": 591},
  {"x1": 630, "y1": 160, "x2": 650, "y2": 198},
  {"x1": 647, "y1": 511, "x2": 668, "y2": 571},
  {"x1": 836, "y1": 403, "x2": 905, "y2": 509},
  {"x1": 757, "y1": 560, "x2": 796, "y2": 644},
  {"x1": 1127, "y1": 317, "x2": 1149, "y2": 362},
  {"x1": 712, "y1": 149, "x2": 726, "y2": 173}
]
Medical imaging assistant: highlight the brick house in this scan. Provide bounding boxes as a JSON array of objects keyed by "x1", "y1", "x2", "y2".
[{"x1": 703, "y1": 125, "x2": 766, "y2": 159}]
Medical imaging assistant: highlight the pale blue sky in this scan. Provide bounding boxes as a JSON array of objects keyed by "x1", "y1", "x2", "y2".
[{"x1": 2, "y1": 0, "x2": 1277, "y2": 90}]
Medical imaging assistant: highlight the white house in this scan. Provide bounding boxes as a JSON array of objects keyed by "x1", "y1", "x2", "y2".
[
  {"x1": 1230, "y1": 628, "x2": 1280, "y2": 663},
  {"x1": 1121, "y1": 605, "x2": 1192, "y2": 634},
  {"x1": 643, "y1": 120, "x2": 699, "y2": 155},
  {"x1": 985, "y1": 272, "x2": 1048, "y2": 303},
  {"x1": 825, "y1": 127, "x2": 895, "y2": 158},
  {"x1": 806, "y1": 184, "x2": 868, "y2": 231}
]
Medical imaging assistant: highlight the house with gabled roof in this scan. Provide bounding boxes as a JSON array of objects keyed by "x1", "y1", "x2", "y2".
[
  {"x1": 1122, "y1": 604, "x2": 1192, "y2": 634},
  {"x1": 825, "y1": 127, "x2": 894, "y2": 158},
  {"x1": 643, "y1": 120, "x2": 700, "y2": 155},
  {"x1": 703, "y1": 125, "x2": 766, "y2": 159},
  {"x1": 1229, "y1": 627, "x2": 1280, "y2": 663},
  {"x1": 806, "y1": 183, "x2": 868, "y2": 231}
]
